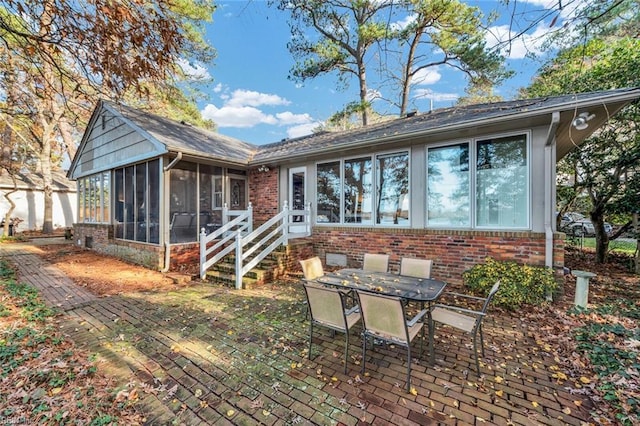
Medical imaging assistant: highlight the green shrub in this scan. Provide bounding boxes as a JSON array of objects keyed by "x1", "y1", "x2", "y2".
[{"x1": 462, "y1": 257, "x2": 558, "y2": 310}]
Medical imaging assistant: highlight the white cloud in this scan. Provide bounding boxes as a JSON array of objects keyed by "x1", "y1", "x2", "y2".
[
  {"x1": 176, "y1": 58, "x2": 211, "y2": 80},
  {"x1": 213, "y1": 83, "x2": 224, "y2": 93},
  {"x1": 390, "y1": 14, "x2": 415, "y2": 31},
  {"x1": 413, "y1": 88, "x2": 458, "y2": 102},
  {"x1": 413, "y1": 68, "x2": 441, "y2": 86},
  {"x1": 226, "y1": 89, "x2": 291, "y2": 108},
  {"x1": 275, "y1": 111, "x2": 313, "y2": 125},
  {"x1": 486, "y1": 23, "x2": 551, "y2": 59},
  {"x1": 287, "y1": 122, "x2": 322, "y2": 139},
  {"x1": 201, "y1": 104, "x2": 277, "y2": 128},
  {"x1": 201, "y1": 89, "x2": 315, "y2": 135}
]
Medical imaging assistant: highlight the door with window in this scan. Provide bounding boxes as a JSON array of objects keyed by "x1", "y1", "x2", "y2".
[
  {"x1": 228, "y1": 175, "x2": 247, "y2": 210},
  {"x1": 289, "y1": 167, "x2": 306, "y2": 232}
]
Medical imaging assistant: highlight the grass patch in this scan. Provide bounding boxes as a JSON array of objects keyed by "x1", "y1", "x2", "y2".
[{"x1": 566, "y1": 237, "x2": 638, "y2": 255}]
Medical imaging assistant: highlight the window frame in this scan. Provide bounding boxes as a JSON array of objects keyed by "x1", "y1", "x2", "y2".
[
  {"x1": 315, "y1": 149, "x2": 411, "y2": 228},
  {"x1": 425, "y1": 131, "x2": 531, "y2": 231}
]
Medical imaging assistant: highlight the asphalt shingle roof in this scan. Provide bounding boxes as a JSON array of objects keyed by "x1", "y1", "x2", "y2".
[{"x1": 102, "y1": 87, "x2": 640, "y2": 166}]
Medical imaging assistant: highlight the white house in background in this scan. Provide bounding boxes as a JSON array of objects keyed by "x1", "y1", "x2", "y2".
[{"x1": 0, "y1": 169, "x2": 76, "y2": 232}]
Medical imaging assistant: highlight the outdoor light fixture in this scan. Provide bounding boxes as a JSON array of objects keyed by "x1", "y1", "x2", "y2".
[
  {"x1": 572, "y1": 111, "x2": 596, "y2": 130},
  {"x1": 258, "y1": 165, "x2": 269, "y2": 173}
]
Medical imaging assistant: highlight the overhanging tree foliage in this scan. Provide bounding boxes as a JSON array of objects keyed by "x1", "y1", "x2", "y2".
[
  {"x1": 0, "y1": 0, "x2": 215, "y2": 233},
  {"x1": 524, "y1": 37, "x2": 640, "y2": 263}
]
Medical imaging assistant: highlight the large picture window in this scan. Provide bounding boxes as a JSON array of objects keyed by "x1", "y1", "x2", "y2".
[
  {"x1": 476, "y1": 135, "x2": 528, "y2": 228},
  {"x1": 426, "y1": 134, "x2": 529, "y2": 230},
  {"x1": 316, "y1": 151, "x2": 409, "y2": 226},
  {"x1": 427, "y1": 143, "x2": 470, "y2": 227}
]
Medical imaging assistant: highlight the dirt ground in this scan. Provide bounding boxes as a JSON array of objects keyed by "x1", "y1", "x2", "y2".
[
  {"x1": 31, "y1": 239, "x2": 640, "y2": 300},
  {"x1": 33, "y1": 241, "x2": 191, "y2": 296}
]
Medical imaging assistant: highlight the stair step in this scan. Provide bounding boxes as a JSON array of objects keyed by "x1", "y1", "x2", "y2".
[
  {"x1": 204, "y1": 270, "x2": 259, "y2": 289},
  {"x1": 211, "y1": 263, "x2": 271, "y2": 280}
]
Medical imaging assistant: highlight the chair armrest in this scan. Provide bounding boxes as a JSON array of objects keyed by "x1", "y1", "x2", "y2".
[
  {"x1": 446, "y1": 292, "x2": 487, "y2": 302},
  {"x1": 407, "y1": 309, "x2": 428, "y2": 327},
  {"x1": 433, "y1": 304, "x2": 486, "y2": 317}
]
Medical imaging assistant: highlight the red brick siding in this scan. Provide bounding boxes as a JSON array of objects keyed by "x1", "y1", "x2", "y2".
[
  {"x1": 73, "y1": 223, "x2": 169, "y2": 271},
  {"x1": 248, "y1": 167, "x2": 279, "y2": 224},
  {"x1": 309, "y1": 227, "x2": 565, "y2": 285}
]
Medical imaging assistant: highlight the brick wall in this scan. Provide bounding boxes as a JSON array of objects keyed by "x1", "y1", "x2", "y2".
[
  {"x1": 74, "y1": 223, "x2": 165, "y2": 271},
  {"x1": 248, "y1": 166, "x2": 279, "y2": 223},
  {"x1": 75, "y1": 222, "x2": 566, "y2": 287},
  {"x1": 308, "y1": 227, "x2": 565, "y2": 286}
]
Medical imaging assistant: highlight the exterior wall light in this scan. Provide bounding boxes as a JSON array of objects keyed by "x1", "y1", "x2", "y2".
[{"x1": 572, "y1": 112, "x2": 595, "y2": 130}]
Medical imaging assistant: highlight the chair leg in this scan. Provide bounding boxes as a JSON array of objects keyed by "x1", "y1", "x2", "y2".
[
  {"x1": 479, "y1": 324, "x2": 485, "y2": 357},
  {"x1": 308, "y1": 322, "x2": 313, "y2": 360},
  {"x1": 344, "y1": 331, "x2": 349, "y2": 374},
  {"x1": 406, "y1": 346, "x2": 412, "y2": 393},
  {"x1": 472, "y1": 331, "x2": 480, "y2": 374},
  {"x1": 361, "y1": 333, "x2": 367, "y2": 374}
]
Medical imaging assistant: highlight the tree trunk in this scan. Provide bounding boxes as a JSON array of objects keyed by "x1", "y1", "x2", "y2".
[
  {"x1": 358, "y1": 61, "x2": 369, "y2": 126},
  {"x1": 634, "y1": 212, "x2": 639, "y2": 275}
]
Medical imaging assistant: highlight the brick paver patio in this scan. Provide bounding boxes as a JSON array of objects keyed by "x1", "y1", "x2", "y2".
[{"x1": 1, "y1": 240, "x2": 597, "y2": 425}]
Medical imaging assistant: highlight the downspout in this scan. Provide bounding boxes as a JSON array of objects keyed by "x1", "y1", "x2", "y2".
[
  {"x1": 161, "y1": 152, "x2": 183, "y2": 272},
  {"x1": 544, "y1": 113, "x2": 560, "y2": 280}
]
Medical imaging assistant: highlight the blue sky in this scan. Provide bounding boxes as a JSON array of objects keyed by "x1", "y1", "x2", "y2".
[{"x1": 184, "y1": 0, "x2": 573, "y2": 145}]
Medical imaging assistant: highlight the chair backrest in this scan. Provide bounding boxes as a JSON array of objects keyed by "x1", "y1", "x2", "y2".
[
  {"x1": 400, "y1": 258, "x2": 432, "y2": 279},
  {"x1": 357, "y1": 291, "x2": 408, "y2": 344},
  {"x1": 303, "y1": 283, "x2": 348, "y2": 331},
  {"x1": 363, "y1": 253, "x2": 389, "y2": 273},
  {"x1": 481, "y1": 281, "x2": 501, "y2": 313},
  {"x1": 299, "y1": 256, "x2": 324, "y2": 280},
  {"x1": 171, "y1": 212, "x2": 192, "y2": 229}
]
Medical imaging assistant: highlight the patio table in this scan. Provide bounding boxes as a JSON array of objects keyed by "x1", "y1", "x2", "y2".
[{"x1": 316, "y1": 268, "x2": 447, "y2": 364}]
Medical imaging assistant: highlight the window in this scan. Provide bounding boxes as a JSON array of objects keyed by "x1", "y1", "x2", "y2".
[
  {"x1": 376, "y1": 152, "x2": 409, "y2": 225},
  {"x1": 78, "y1": 172, "x2": 110, "y2": 223},
  {"x1": 316, "y1": 151, "x2": 409, "y2": 226},
  {"x1": 426, "y1": 134, "x2": 529, "y2": 230},
  {"x1": 317, "y1": 161, "x2": 340, "y2": 223},
  {"x1": 427, "y1": 143, "x2": 470, "y2": 227},
  {"x1": 344, "y1": 157, "x2": 372, "y2": 224},
  {"x1": 476, "y1": 135, "x2": 528, "y2": 228}
]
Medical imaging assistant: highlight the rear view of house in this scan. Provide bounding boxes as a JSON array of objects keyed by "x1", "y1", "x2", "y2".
[{"x1": 67, "y1": 88, "x2": 640, "y2": 285}]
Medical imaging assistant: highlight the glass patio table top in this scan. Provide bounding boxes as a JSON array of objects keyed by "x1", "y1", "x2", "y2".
[{"x1": 316, "y1": 268, "x2": 447, "y2": 303}]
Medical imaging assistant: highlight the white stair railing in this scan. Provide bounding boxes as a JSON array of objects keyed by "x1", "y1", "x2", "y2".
[
  {"x1": 199, "y1": 201, "x2": 311, "y2": 288},
  {"x1": 199, "y1": 203, "x2": 252, "y2": 279}
]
